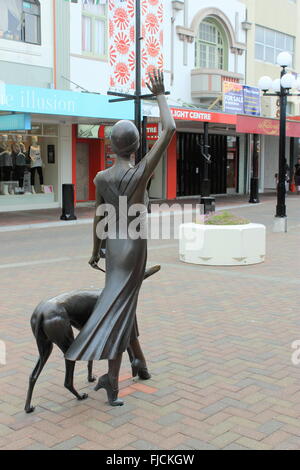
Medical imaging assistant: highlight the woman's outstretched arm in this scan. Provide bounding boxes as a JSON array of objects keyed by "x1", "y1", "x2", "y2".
[{"x1": 142, "y1": 70, "x2": 176, "y2": 180}]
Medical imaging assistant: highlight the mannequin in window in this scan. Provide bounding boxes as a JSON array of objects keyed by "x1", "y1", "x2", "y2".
[
  {"x1": 0, "y1": 135, "x2": 13, "y2": 195},
  {"x1": 12, "y1": 135, "x2": 26, "y2": 191},
  {"x1": 29, "y1": 135, "x2": 44, "y2": 194}
]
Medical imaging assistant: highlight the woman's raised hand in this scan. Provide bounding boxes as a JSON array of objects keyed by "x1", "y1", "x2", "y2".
[{"x1": 146, "y1": 69, "x2": 165, "y2": 96}]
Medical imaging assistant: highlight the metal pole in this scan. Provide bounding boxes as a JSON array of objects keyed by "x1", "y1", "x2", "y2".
[
  {"x1": 201, "y1": 122, "x2": 210, "y2": 197},
  {"x1": 135, "y1": 0, "x2": 142, "y2": 163},
  {"x1": 142, "y1": 115, "x2": 148, "y2": 158},
  {"x1": 249, "y1": 134, "x2": 260, "y2": 203},
  {"x1": 276, "y1": 67, "x2": 287, "y2": 219}
]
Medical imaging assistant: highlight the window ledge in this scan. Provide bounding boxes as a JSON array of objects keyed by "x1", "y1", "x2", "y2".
[
  {"x1": 71, "y1": 53, "x2": 108, "y2": 63},
  {"x1": 0, "y1": 38, "x2": 41, "y2": 56},
  {"x1": 176, "y1": 26, "x2": 196, "y2": 43}
]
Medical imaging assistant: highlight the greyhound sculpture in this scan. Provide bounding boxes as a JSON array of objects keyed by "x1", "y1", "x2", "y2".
[{"x1": 25, "y1": 265, "x2": 160, "y2": 413}]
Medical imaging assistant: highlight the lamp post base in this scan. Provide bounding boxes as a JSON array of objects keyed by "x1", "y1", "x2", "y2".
[
  {"x1": 273, "y1": 216, "x2": 287, "y2": 233},
  {"x1": 201, "y1": 179, "x2": 210, "y2": 198},
  {"x1": 249, "y1": 178, "x2": 260, "y2": 204}
]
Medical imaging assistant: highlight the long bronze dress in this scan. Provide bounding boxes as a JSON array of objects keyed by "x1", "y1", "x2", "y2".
[{"x1": 65, "y1": 159, "x2": 148, "y2": 361}]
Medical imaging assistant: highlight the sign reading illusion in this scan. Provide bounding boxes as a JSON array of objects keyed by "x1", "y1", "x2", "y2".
[{"x1": 109, "y1": 0, "x2": 164, "y2": 94}]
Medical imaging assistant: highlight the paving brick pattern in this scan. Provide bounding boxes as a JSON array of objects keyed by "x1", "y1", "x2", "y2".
[{"x1": 1, "y1": 196, "x2": 300, "y2": 449}]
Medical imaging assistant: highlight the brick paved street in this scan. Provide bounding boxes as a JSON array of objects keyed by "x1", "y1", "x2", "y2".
[{"x1": 1, "y1": 195, "x2": 300, "y2": 450}]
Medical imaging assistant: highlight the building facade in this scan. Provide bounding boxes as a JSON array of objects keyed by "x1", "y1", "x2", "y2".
[
  {"x1": 1, "y1": 0, "x2": 299, "y2": 212},
  {"x1": 241, "y1": 0, "x2": 300, "y2": 192},
  {"x1": 0, "y1": 0, "x2": 133, "y2": 212}
]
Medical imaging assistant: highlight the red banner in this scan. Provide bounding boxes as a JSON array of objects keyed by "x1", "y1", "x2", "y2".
[
  {"x1": 146, "y1": 123, "x2": 158, "y2": 140},
  {"x1": 170, "y1": 107, "x2": 237, "y2": 125},
  {"x1": 236, "y1": 115, "x2": 300, "y2": 137},
  {"x1": 109, "y1": 0, "x2": 164, "y2": 94}
]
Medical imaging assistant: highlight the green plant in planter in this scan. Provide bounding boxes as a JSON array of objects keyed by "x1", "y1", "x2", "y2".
[{"x1": 204, "y1": 211, "x2": 250, "y2": 226}]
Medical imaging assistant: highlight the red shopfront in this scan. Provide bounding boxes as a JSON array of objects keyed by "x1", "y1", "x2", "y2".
[
  {"x1": 236, "y1": 115, "x2": 300, "y2": 191},
  {"x1": 166, "y1": 110, "x2": 300, "y2": 199},
  {"x1": 72, "y1": 124, "x2": 105, "y2": 203},
  {"x1": 72, "y1": 122, "x2": 162, "y2": 203},
  {"x1": 166, "y1": 108, "x2": 238, "y2": 198}
]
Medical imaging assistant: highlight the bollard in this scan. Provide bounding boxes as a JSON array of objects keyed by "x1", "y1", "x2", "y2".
[
  {"x1": 200, "y1": 196, "x2": 216, "y2": 215},
  {"x1": 60, "y1": 184, "x2": 77, "y2": 221}
]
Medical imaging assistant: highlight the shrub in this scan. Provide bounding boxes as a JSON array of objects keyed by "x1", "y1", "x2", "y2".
[{"x1": 204, "y1": 211, "x2": 250, "y2": 226}]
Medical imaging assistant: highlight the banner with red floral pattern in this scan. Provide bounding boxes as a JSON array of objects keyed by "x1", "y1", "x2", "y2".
[{"x1": 109, "y1": 0, "x2": 164, "y2": 95}]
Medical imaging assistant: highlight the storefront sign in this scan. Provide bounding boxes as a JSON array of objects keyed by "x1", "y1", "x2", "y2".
[
  {"x1": 243, "y1": 86, "x2": 261, "y2": 116},
  {"x1": 0, "y1": 113, "x2": 31, "y2": 131},
  {"x1": 236, "y1": 115, "x2": 300, "y2": 137},
  {"x1": 0, "y1": 84, "x2": 134, "y2": 120},
  {"x1": 170, "y1": 107, "x2": 237, "y2": 125},
  {"x1": 223, "y1": 82, "x2": 244, "y2": 114},
  {"x1": 223, "y1": 82, "x2": 261, "y2": 116},
  {"x1": 78, "y1": 125, "x2": 102, "y2": 139},
  {"x1": 146, "y1": 123, "x2": 159, "y2": 140}
]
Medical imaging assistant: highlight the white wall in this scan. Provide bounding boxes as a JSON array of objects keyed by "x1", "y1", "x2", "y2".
[
  {"x1": 160, "y1": 0, "x2": 246, "y2": 107},
  {"x1": 69, "y1": 0, "x2": 246, "y2": 102},
  {"x1": 0, "y1": 0, "x2": 54, "y2": 71},
  {"x1": 58, "y1": 124, "x2": 73, "y2": 205},
  {"x1": 263, "y1": 135, "x2": 290, "y2": 190},
  {"x1": 41, "y1": 136, "x2": 59, "y2": 201},
  {"x1": 70, "y1": 2, "x2": 109, "y2": 94}
]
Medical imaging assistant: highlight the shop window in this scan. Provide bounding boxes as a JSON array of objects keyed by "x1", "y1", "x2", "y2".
[
  {"x1": 82, "y1": 0, "x2": 107, "y2": 59},
  {"x1": 287, "y1": 102, "x2": 294, "y2": 117},
  {"x1": 0, "y1": 0, "x2": 41, "y2": 45},
  {"x1": 255, "y1": 25, "x2": 294, "y2": 66},
  {"x1": 195, "y1": 18, "x2": 228, "y2": 70}
]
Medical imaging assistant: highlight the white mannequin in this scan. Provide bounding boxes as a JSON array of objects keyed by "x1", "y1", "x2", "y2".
[
  {"x1": 0, "y1": 134, "x2": 12, "y2": 195},
  {"x1": 13, "y1": 134, "x2": 26, "y2": 154},
  {"x1": 12, "y1": 135, "x2": 27, "y2": 192},
  {"x1": 29, "y1": 135, "x2": 44, "y2": 194}
]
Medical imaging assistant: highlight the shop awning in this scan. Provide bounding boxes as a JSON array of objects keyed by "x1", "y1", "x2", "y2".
[
  {"x1": 169, "y1": 107, "x2": 300, "y2": 138},
  {"x1": 0, "y1": 84, "x2": 134, "y2": 121},
  {"x1": 236, "y1": 114, "x2": 300, "y2": 138}
]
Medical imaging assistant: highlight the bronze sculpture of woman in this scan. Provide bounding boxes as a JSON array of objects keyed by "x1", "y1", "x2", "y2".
[{"x1": 65, "y1": 71, "x2": 176, "y2": 405}]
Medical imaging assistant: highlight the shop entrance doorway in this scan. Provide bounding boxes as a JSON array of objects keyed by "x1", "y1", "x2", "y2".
[
  {"x1": 177, "y1": 133, "x2": 231, "y2": 196},
  {"x1": 76, "y1": 143, "x2": 89, "y2": 201},
  {"x1": 72, "y1": 124, "x2": 104, "y2": 203},
  {"x1": 227, "y1": 136, "x2": 239, "y2": 194}
]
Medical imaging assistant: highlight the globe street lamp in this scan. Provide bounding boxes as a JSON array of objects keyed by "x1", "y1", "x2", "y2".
[{"x1": 258, "y1": 51, "x2": 299, "y2": 232}]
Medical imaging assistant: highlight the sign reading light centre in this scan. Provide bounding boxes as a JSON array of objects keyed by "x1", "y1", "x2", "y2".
[{"x1": 170, "y1": 107, "x2": 237, "y2": 125}]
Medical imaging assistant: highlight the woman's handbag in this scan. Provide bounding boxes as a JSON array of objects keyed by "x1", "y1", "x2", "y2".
[{"x1": 290, "y1": 182, "x2": 296, "y2": 193}]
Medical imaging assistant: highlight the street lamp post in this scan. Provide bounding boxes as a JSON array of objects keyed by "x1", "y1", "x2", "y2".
[{"x1": 258, "y1": 51, "x2": 299, "y2": 232}]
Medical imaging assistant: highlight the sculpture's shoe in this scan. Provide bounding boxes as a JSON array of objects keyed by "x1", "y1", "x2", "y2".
[
  {"x1": 131, "y1": 359, "x2": 151, "y2": 380},
  {"x1": 94, "y1": 374, "x2": 124, "y2": 406}
]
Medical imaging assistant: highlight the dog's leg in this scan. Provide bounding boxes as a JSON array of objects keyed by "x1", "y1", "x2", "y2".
[
  {"x1": 87, "y1": 361, "x2": 96, "y2": 383},
  {"x1": 49, "y1": 316, "x2": 88, "y2": 401},
  {"x1": 64, "y1": 359, "x2": 88, "y2": 401},
  {"x1": 25, "y1": 339, "x2": 53, "y2": 413}
]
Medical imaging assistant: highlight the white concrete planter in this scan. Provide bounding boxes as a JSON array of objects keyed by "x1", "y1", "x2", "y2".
[{"x1": 179, "y1": 223, "x2": 266, "y2": 266}]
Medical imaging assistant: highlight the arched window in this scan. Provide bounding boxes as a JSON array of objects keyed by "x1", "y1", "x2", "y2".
[{"x1": 195, "y1": 18, "x2": 228, "y2": 70}]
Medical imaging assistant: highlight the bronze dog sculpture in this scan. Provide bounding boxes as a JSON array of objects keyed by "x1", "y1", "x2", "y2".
[{"x1": 25, "y1": 265, "x2": 160, "y2": 413}]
